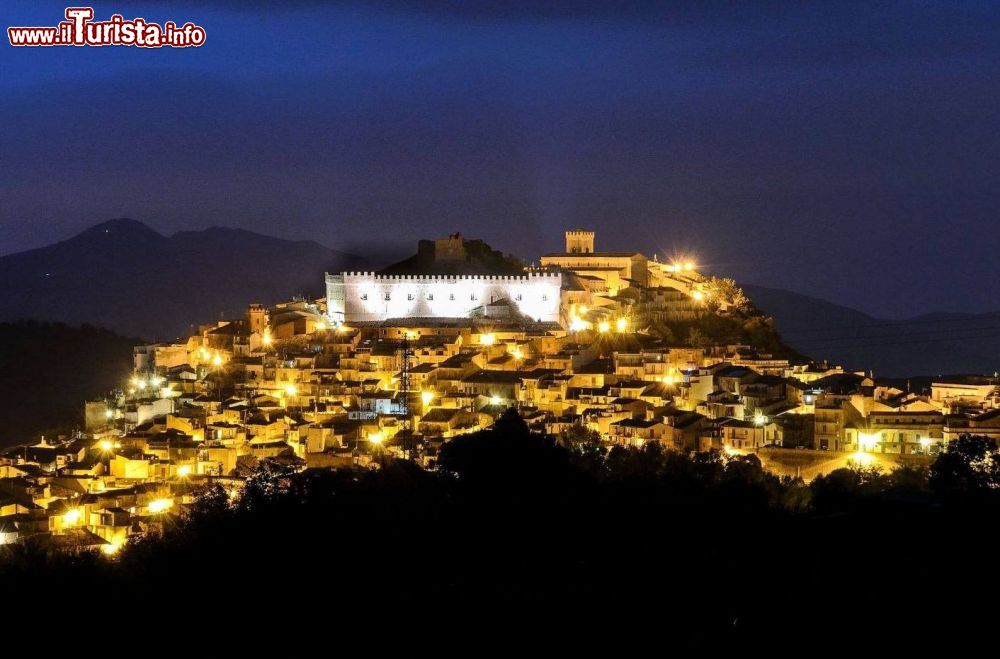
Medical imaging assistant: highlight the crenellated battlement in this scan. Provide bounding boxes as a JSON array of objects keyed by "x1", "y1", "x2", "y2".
[
  {"x1": 335, "y1": 272, "x2": 561, "y2": 282},
  {"x1": 326, "y1": 268, "x2": 562, "y2": 323},
  {"x1": 565, "y1": 229, "x2": 595, "y2": 254}
]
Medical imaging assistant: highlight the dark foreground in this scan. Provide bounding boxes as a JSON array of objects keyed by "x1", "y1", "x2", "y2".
[{"x1": 4, "y1": 413, "x2": 996, "y2": 649}]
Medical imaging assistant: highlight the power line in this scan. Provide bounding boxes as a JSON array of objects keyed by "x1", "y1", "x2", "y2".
[
  {"x1": 786, "y1": 324, "x2": 1000, "y2": 346},
  {"x1": 794, "y1": 328, "x2": 1000, "y2": 352},
  {"x1": 778, "y1": 313, "x2": 1000, "y2": 336}
]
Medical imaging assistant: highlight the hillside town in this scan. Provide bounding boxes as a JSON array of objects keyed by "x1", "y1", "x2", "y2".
[{"x1": 3, "y1": 229, "x2": 999, "y2": 552}]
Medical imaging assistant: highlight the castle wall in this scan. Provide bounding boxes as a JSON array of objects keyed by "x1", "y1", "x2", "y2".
[{"x1": 326, "y1": 272, "x2": 562, "y2": 323}]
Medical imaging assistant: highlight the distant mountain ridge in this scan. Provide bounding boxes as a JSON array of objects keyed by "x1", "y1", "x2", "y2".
[
  {"x1": 0, "y1": 219, "x2": 368, "y2": 339},
  {"x1": 745, "y1": 284, "x2": 1000, "y2": 377},
  {"x1": 1, "y1": 220, "x2": 995, "y2": 377}
]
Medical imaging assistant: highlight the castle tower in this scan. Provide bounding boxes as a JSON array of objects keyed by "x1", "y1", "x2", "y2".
[
  {"x1": 434, "y1": 232, "x2": 467, "y2": 262},
  {"x1": 565, "y1": 229, "x2": 595, "y2": 254},
  {"x1": 247, "y1": 303, "x2": 268, "y2": 334}
]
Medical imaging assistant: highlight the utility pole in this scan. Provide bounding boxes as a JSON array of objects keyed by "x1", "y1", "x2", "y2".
[{"x1": 397, "y1": 335, "x2": 415, "y2": 459}]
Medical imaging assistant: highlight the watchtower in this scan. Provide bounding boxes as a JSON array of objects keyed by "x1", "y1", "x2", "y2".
[{"x1": 565, "y1": 229, "x2": 595, "y2": 254}]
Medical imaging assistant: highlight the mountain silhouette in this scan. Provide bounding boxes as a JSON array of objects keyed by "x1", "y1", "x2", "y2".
[
  {"x1": 0, "y1": 220, "x2": 995, "y2": 376},
  {"x1": 746, "y1": 284, "x2": 1000, "y2": 378},
  {"x1": 0, "y1": 219, "x2": 368, "y2": 339}
]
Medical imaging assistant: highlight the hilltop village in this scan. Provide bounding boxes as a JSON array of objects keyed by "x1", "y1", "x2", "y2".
[{"x1": 3, "y1": 230, "x2": 1000, "y2": 552}]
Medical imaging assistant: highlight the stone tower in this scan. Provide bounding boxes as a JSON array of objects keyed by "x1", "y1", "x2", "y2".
[
  {"x1": 247, "y1": 303, "x2": 268, "y2": 334},
  {"x1": 565, "y1": 229, "x2": 595, "y2": 254},
  {"x1": 434, "y1": 232, "x2": 467, "y2": 262}
]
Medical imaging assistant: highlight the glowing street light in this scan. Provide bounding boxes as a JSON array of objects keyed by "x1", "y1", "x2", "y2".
[
  {"x1": 315, "y1": 321, "x2": 326, "y2": 331},
  {"x1": 284, "y1": 383, "x2": 298, "y2": 397},
  {"x1": 850, "y1": 451, "x2": 874, "y2": 466},
  {"x1": 511, "y1": 347, "x2": 524, "y2": 360},
  {"x1": 368, "y1": 432, "x2": 384, "y2": 445},
  {"x1": 177, "y1": 464, "x2": 192, "y2": 478},
  {"x1": 212, "y1": 351, "x2": 223, "y2": 367},
  {"x1": 490, "y1": 395, "x2": 503, "y2": 406},
  {"x1": 99, "y1": 439, "x2": 114, "y2": 452},
  {"x1": 101, "y1": 542, "x2": 122, "y2": 556},
  {"x1": 858, "y1": 432, "x2": 879, "y2": 452},
  {"x1": 148, "y1": 498, "x2": 173, "y2": 514},
  {"x1": 63, "y1": 508, "x2": 82, "y2": 526},
  {"x1": 753, "y1": 411, "x2": 768, "y2": 427},
  {"x1": 480, "y1": 333, "x2": 496, "y2": 346},
  {"x1": 598, "y1": 321, "x2": 611, "y2": 334},
  {"x1": 421, "y1": 390, "x2": 435, "y2": 406},
  {"x1": 615, "y1": 317, "x2": 628, "y2": 333},
  {"x1": 692, "y1": 290, "x2": 705, "y2": 302},
  {"x1": 262, "y1": 328, "x2": 273, "y2": 346}
]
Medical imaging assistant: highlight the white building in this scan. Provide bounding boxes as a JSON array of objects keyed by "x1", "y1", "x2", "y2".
[{"x1": 325, "y1": 271, "x2": 562, "y2": 324}]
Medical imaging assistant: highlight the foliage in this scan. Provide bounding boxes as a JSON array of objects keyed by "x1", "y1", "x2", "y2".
[
  {"x1": 4, "y1": 432, "x2": 1000, "y2": 645},
  {"x1": 703, "y1": 277, "x2": 751, "y2": 313},
  {"x1": 0, "y1": 321, "x2": 139, "y2": 447},
  {"x1": 929, "y1": 434, "x2": 1000, "y2": 496}
]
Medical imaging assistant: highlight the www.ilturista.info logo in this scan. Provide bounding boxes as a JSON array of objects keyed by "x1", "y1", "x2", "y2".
[{"x1": 8, "y1": 7, "x2": 205, "y2": 48}]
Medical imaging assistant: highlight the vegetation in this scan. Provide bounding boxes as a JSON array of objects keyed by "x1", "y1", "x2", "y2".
[
  {"x1": 647, "y1": 278, "x2": 800, "y2": 357},
  {"x1": 2, "y1": 410, "x2": 997, "y2": 646},
  {"x1": 0, "y1": 321, "x2": 138, "y2": 447}
]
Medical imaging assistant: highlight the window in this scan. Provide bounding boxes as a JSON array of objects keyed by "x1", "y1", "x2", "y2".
[
  {"x1": 542, "y1": 294, "x2": 548, "y2": 302},
  {"x1": 407, "y1": 293, "x2": 415, "y2": 301},
  {"x1": 427, "y1": 293, "x2": 434, "y2": 301},
  {"x1": 385, "y1": 292, "x2": 391, "y2": 301},
  {"x1": 515, "y1": 294, "x2": 522, "y2": 301},
  {"x1": 360, "y1": 294, "x2": 368, "y2": 301}
]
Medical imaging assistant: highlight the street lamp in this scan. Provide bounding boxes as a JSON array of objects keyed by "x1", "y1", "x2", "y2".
[{"x1": 148, "y1": 498, "x2": 173, "y2": 514}]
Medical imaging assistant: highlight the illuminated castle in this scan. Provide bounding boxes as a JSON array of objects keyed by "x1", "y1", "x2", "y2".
[
  {"x1": 541, "y1": 229, "x2": 648, "y2": 294},
  {"x1": 325, "y1": 234, "x2": 562, "y2": 324}
]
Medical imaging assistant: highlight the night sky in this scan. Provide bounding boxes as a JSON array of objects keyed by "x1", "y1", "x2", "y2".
[{"x1": 3, "y1": 1, "x2": 999, "y2": 318}]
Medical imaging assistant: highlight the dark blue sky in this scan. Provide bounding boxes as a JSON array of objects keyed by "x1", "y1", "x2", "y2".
[{"x1": 3, "y1": 1, "x2": 999, "y2": 318}]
